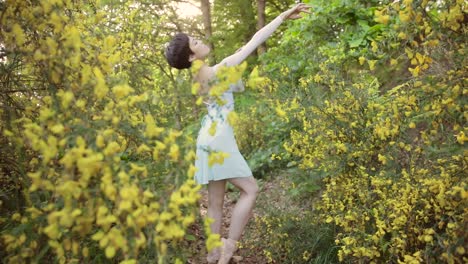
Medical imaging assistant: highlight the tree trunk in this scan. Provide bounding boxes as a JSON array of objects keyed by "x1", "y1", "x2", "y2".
[
  {"x1": 200, "y1": 0, "x2": 216, "y2": 64},
  {"x1": 239, "y1": 0, "x2": 257, "y2": 41},
  {"x1": 257, "y1": 0, "x2": 266, "y2": 54}
]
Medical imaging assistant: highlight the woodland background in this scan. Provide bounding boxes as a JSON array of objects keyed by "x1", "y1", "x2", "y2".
[{"x1": 0, "y1": 0, "x2": 466, "y2": 263}]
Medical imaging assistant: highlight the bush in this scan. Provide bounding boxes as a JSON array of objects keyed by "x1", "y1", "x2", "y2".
[
  {"x1": 262, "y1": 0, "x2": 467, "y2": 262},
  {"x1": 0, "y1": 1, "x2": 204, "y2": 263},
  {"x1": 243, "y1": 172, "x2": 339, "y2": 264},
  {"x1": 234, "y1": 88, "x2": 296, "y2": 178}
]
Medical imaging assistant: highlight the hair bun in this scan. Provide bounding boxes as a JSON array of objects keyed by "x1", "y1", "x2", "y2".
[{"x1": 164, "y1": 33, "x2": 192, "y2": 69}]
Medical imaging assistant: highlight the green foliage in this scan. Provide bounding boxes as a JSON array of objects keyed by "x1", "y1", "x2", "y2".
[
  {"x1": 211, "y1": 0, "x2": 255, "y2": 63},
  {"x1": 261, "y1": 0, "x2": 467, "y2": 262},
  {"x1": 234, "y1": 90, "x2": 294, "y2": 177},
  {"x1": 250, "y1": 212, "x2": 339, "y2": 264},
  {"x1": 211, "y1": 0, "x2": 295, "y2": 64},
  {"x1": 244, "y1": 173, "x2": 338, "y2": 264},
  {"x1": 1, "y1": 0, "x2": 466, "y2": 263}
]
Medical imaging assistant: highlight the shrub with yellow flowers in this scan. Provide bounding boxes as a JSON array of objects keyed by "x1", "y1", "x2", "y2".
[
  {"x1": 260, "y1": 0, "x2": 467, "y2": 262},
  {"x1": 0, "y1": 1, "x2": 214, "y2": 263}
]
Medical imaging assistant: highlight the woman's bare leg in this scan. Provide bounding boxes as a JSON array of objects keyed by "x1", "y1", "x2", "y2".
[
  {"x1": 217, "y1": 176, "x2": 259, "y2": 264},
  {"x1": 227, "y1": 176, "x2": 259, "y2": 241},
  {"x1": 207, "y1": 179, "x2": 227, "y2": 237},
  {"x1": 207, "y1": 179, "x2": 227, "y2": 262}
]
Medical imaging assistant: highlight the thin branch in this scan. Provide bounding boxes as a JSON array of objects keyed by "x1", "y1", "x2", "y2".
[{"x1": 1, "y1": 88, "x2": 47, "y2": 94}]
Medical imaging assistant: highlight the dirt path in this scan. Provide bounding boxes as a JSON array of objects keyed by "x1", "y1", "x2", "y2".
[{"x1": 186, "y1": 180, "x2": 280, "y2": 264}]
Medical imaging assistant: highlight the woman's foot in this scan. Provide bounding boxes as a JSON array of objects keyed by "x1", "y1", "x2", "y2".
[
  {"x1": 217, "y1": 238, "x2": 237, "y2": 264},
  {"x1": 207, "y1": 247, "x2": 221, "y2": 263}
]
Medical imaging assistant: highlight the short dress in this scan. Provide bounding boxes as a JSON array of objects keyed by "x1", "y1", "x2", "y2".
[{"x1": 194, "y1": 82, "x2": 253, "y2": 185}]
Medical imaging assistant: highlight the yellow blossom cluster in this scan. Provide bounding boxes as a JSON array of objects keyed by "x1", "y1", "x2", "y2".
[
  {"x1": 1, "y1": 1, "x2": 204, "y2": 263},
  {"x1": 245, "y1": 209, "x2": 330, "y2": 263},
  {"x1": 271, "y1": 0, "x2": 466, "y2": 262},
  {"x1": 208, "y1": 151, "x2": 231, "y2": 167},
  {"x1": 203, "y1": 217, "x2": 222, "y2": 252},
  {"x1": 191, "y1": 60, "x2": 247, "y2": 106}
]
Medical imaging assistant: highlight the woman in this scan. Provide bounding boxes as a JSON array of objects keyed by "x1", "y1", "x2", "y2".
[{"x1": 165, "y1": 3, "x2": 310, "y2": 263}]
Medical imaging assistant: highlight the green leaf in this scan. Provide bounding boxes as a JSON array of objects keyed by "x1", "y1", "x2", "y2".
[
  {"x1": 357, "y1": 19, "x2": 370, "y2": 31},
  {"x1": 349, "y1": 37, "x2": 364, "y2": 48},
  {"x1": 185, "y1": 234, "x2": 196, "y2": 241},
  {"x1": 368, "y1": 24, "x2": 384, "y2": 33}
]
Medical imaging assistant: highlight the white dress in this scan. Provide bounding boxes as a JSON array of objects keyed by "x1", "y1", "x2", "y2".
[
  {"x1": 193, "y1": 10, "x2": 286, "y2": 184},
  {"x1": 194, "y1": 82, "x2": 252, "y2": 185}
]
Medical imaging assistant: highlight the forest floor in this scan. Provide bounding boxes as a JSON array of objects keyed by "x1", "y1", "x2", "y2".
[{"x1": 186, "y1": 171, "x2": 303, "y2": 264}]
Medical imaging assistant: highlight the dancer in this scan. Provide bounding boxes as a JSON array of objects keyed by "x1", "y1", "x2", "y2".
[{"x1": 164, "y1": 3, "x2": 310, "y2": 263}]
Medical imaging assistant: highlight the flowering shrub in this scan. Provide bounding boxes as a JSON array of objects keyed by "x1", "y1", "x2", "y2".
[
  {"x1": 1, "y1": 0, "x2": 466, "y2": 263},
  {"x1": 0, "y1": 1, "x2": 209, "y2": 263},
  {"x1": 234, "y1": 101, "x2": 294, "y2": 177},
  {"x1": 262, "y1": 0, "x2": 467, "y2": 262},
  {"x1": 248, "y1": 209, "x2": 338, "y2": 263}
]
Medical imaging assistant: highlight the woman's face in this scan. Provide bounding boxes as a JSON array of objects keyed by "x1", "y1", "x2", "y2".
[{"x1": 189, "y1": 37, "x2": 210, "y2": 61}]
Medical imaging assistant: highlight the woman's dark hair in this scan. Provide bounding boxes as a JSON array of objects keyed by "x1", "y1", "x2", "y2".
[{"x1": 165, "y1": 33, "x2": 193, "y2": 69}]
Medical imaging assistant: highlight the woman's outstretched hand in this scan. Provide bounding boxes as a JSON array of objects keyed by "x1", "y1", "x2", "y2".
[{"x1": 282, "y1": 3, "x2": 312, "y2": 20}]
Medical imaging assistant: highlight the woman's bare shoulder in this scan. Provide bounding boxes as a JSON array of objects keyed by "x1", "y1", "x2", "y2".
[
  {"x1": 198, "y1": 65, "x2": 216, "y2": 80},
  {"x1": 195, "y1": 64, "x2": 216, "y2": 93}
]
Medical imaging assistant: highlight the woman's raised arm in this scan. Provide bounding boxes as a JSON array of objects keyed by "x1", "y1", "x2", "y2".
[{"x1": 213, "y1": 3, "x2": 310, "y2": 72}]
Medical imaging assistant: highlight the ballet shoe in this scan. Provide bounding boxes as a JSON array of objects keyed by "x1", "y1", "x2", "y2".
[
  {"x1": 207, "y1": 246, "x2": 221, "y2": 263},
  {"x1": 217, "y1": 238, "x2": 238, "y2": 264}
]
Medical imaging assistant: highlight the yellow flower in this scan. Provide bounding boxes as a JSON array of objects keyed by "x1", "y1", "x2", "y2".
[
  {"x1": 275, "y1": 107, "x2": 286, "y2": 118},
  {"x1": 455, "y1": 131, "x2": 467, "y2": 144},
  {"x1": 63, "y1": 25, "x2": 81, "y2": 50},
  {"x1": 50, "y1": 124, "x2": 65, "y2": 134},
  {"x1": 371, "y1": 41, "x2": 379, "y2": 52},
  {"x1": 227, "y1": 111, "x2": 239, "y2": 126},
  {"x1": 152, "y1": 141, "x2": 167, "y2": 160},
  {"x1": 359, "y1": 56, "x2": 366, "y2": 65},
  {"x1": 144, "y1": 114, "x2": 164, "y2": 138},
  {"x1": 112, "y1": 84, "x2": 134, "y2": 99},
  {"x1": 399, "y1": 11, "x2": 412, "y2": 23},
  {"x1": 105, "y1": 245, "x2": 116, "y2": 258},
  {"x1": 456, "y1": 246, "x2": 465, "y2": 255},
  {"x1": 187, "y1": 164, "x2": 198, "y2": 178},
  {"x1": 190, "y1": 60, "x2": 204, "y2": 75},
  {"x1": 103, "y1": 141, "x2": 120, "y2": 155},
  {"x1": 185, "y1": 150, "x2": 197, "y2": 162},
  {"x1": 12, "y1": 24, "x2": 26, "y2": 46},
  {"x1": 39, "y1": 107, "x2": 55, "y2": 122},
  {"x1": 192, "y1": 82, "x2": 201, "y2": 95},
  {"x1": 368, "y1": 60, "x2": 377, "y2": 71},
  {"x1": 96, "y1": 134, "x2": 105, "y2": 148},
  {"x1": 59, "y1": 90, "x2": 75, "y2": 109},
  {"x1": 374, "y1": 10, "x2": 390, "y2": 25},
  {"x1": 167, "y1": 129, "x2": 183, "y2": 143},
  {"x1": 169, "y1": 144, "x2": 180, "y2": 161},
  {"x1": 93, "y1": 67, "x2": 108, "y2": 99},
  {"x1": 119, "y1": 200, "x2": 132, "y2": 212},
  {"x1": 206, "y1": 232, "x2": 221, "y2": 252},
  {"x1": 43, "y1": 223, "x2": 60, "y2": 240},
  {"x1": 248, "y1": 66, "x2": 267, "y2": 89},
  {"x1": 137, "y1": 144, "x2": 151, "y2": 154},
  {"x1": 314, "y1": 74, "x2": 323, "y2": 83},
  {"x1": 398, "y1": 32, "x2": 407, "y2": 40},
  {"x1": 208, "y1": 151, "x2": 230, "y2": 167},
  {"x1": 76, "y1": 99, "x2": 86, "y2": 109},
  {"x1": 209, "y1": 121, "x2": 217, "y2": 136}
]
